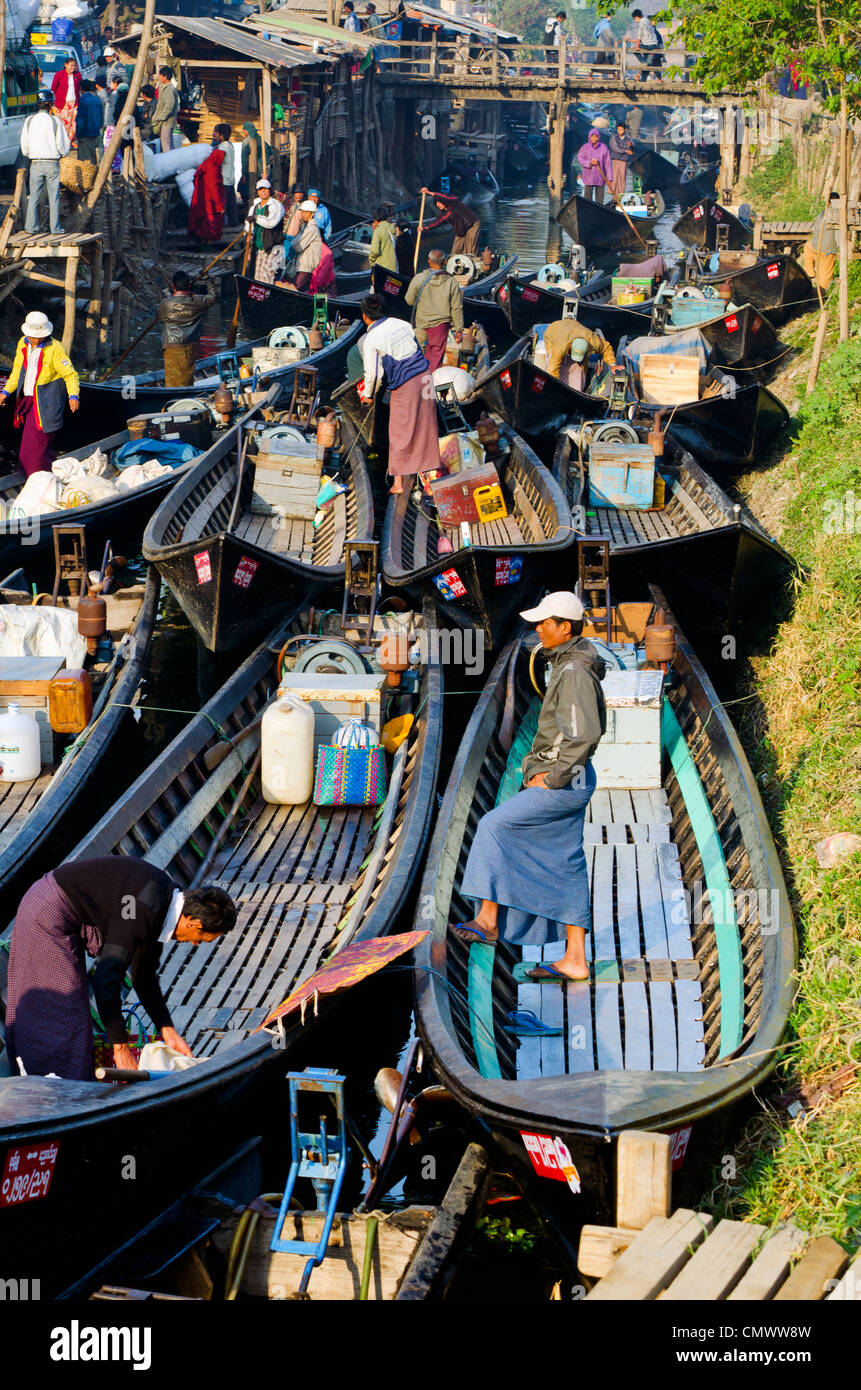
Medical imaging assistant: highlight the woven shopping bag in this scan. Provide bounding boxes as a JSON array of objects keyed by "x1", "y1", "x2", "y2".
[
  {"x1": 313, "y1": 744, "x2": 387, "y2": 807},
  {"x1": 93, "y1": 1006, "x2": 157, "y2": 1070}
]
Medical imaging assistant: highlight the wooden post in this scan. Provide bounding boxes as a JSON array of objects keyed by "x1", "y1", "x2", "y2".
[
  {"x1": 720, "y1": 103, "x2": 735, "y2": 200},
  {"x1": 99, "y1": 250, "x2": 114, "y2": 362},
  {"x1": 546, "y1": 96, "x2": 566, "y2": 218},
  {"x1": 806, "y1": 309, "x2": 829, "y2": 393},
  {"x1": 557, "y1": 36, "x2": 566, "y2": 84},
  {"x1": 262, "y1": 67, "x2": 273, "y2": 186},
  {"x1": 615, "y1": 1131, "x2": 672, "y2": 1230},
  {"x1": 62, "y1": 251, "x2": 78, "y2": 354},
  {"x1": 839, "y1": 87, "x2": 849, "y2": 342},
  {"x1": 82, "y1": 0, "x2": 156, "y2": 230},
  {"x1": 430, "y1": 30, "x2": 438, "y2": 79},
  {"x1": 0, "y1": 168, "x2": 26, "y2": 257},
  {"x1": 491, "y1": 35, "x2": 498, "y2": 86},
  {"x1": 85, "y1": 245, "x2": 103, "y2": 368}
]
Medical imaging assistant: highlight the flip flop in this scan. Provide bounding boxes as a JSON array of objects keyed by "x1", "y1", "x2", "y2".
[
  {"x1": 502, "y1": 1009, "x2": 563, "y2": 1036},
  {"x1": 448, "y1": 921, "x2": 498, "y2": 945},
  {"x1": 525, "y1": 963, "x2": 590, "y2": 984}
]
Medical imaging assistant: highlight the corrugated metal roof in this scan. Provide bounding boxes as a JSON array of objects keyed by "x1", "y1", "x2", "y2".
[
  {"x1": 156, "y1": 13, "x2": 325, "y2": 66},
  {"x1": 245, "y1": 13, "x2": 377, "y2": 51},
  {"x1": 404, "y1": 4, "x2": 520, "y2": 41}
]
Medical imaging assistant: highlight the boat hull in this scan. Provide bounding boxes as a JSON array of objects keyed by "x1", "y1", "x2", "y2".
[
  {"x1": 701, "y1": 255, "x2": 817, "y2": 325},
  {"x1": 504, "y1": 274, "x2": 652, "y2": 346},
  {"x1": 557, "y1": 193, "x2": 661, "y2": 253},
  {"x1": 672, "y1": 198, "x2": 754, "y2": 252},
  {"x1": 370, "y1": 259, "x2": 518, "y2": 347}
]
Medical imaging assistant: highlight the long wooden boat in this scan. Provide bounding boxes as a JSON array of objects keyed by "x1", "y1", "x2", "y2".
[
  {"x1": 339, "y1": 392, "x2": 573, "y2": 650},
  {"x1": 76, "y1": 319, "x2": 363, "y2": 435},
  {"x1": 412, "y1": 597, "x2": 795, "y2": 1246},
  {"x1": 672, "y1": 198, "x2": 751, "y2": 252},
  {"x1": 0, "y1": 392, "x2": 275, "y2": 580},
  {"x1": 475, "y1": 335, "x2": 789, "y2": 482},
  {"x1": 503, "y1": 272, "x2": 653, "y2": 346},
  {"x1": 235, "y1": 274, "x2": 366, "y2": 338},
  {"x1": 370, "y1": 257, "x2": 518, "y2": 345},
  {"x1": 551, "y1": 428, "x2": 793, "y2": 638},
  {"x1": 557, "y1": 191, "x2": 665, "y2": 254},
  {"x1": 657, "y1": 299, "x2": 782, "y2": 369},
  {"x1": 142, "y1": 410, "x2": 374, "y2": 652},
  {"x1": 696, "y1": 251, "x2": 818, "y2": 326},
  {"x1": 0, "y1": 568, "x2": 159, "y2": 920},
  {"x1": 0, "y1": 601, "x2": 443, "y2": 1297},
  {"x1": 630, "y1": 147, "x2": 717, "y2": 198}
]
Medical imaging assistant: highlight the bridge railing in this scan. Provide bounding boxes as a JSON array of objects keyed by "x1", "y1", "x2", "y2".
[{"x1": 374, "y1": 37, "x2": 700, "y2": 86}]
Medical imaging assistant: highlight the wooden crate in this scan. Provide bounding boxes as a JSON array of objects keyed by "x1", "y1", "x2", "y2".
[
  {"x1": 640, "y1": 354, "x2": 700, "y2": 405},
  {"x1": 250, "y1": 441, "x2": 322, "y2": 520}
]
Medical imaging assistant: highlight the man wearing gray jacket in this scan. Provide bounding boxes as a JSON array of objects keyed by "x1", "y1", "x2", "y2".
[
  {"x1": 403, "y1": 248, "x2": 464, "y2": 372},
  {"x1": 152, "y1": 66, "x2": 179, "y2": 152},
  {"x1": 451, "y1": 591, "x2": 606, "y2": 984}
]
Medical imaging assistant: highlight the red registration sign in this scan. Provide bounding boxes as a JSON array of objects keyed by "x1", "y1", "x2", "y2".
[
  {"x1": 194, "y1": 551, "x2": 212, "y2": 585},
  {"x1": 692, "y1": 204, "x2": 703, "y2": 219},
  {"x1": 766, "y1": 262, "x2": 779, "y2": 279},
  {"x1": 0, "y1": 1142, "x2": 59, "y2": 1207},
  {"x1": 724, "y1": 314, "x2": 739, "y2": 332},
  {"x1": 499, "y1": 369, "x2": 512, "y2": 389},
  {"x1": 232, "y1": 556, "x2": 258, "y2": 589},
  {"x1": 521, "y1": 286, "x2": 540, "y2": 303},
  {"x1": 520, "y1": 1131, "x2": 581, "y2": 1193}
]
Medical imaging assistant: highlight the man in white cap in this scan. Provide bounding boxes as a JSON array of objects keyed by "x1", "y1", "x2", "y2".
[
  {"x1": 102, "y1": 48, "x2": 128, "y2": 88},
  {"x1": 244, "y1": 178, "x2": 286, "y2": 284},
  {"x1": 0, "y1": 312, "x2": 79, "y2": 475},
  {"x1": 450, "y1": 592, "x2": 607, "y2": 984},
  {"x1": 280, "y1": 198, "x2": 322, "y2": 292}
]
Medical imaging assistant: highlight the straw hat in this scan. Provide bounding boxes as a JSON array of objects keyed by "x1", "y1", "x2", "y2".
[{"x1": 21, "y1": 311, "x2": 53, "y2": 338}]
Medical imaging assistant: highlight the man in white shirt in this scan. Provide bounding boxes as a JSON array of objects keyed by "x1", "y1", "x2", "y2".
[
  {"x1": 342, "y1": 2, "x2": 362, "y2": 32},
  {"x1": 21, "y1": 90, "x2": 70, "y2": 235}
]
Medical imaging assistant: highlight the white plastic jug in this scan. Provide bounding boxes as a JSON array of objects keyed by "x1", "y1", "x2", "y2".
[
  {"x1": 261, "y1": 694, "x2": 315, "y2": 804},
  {"x1": 0, "y1": 702, "x2": 41, "y2": 782}
]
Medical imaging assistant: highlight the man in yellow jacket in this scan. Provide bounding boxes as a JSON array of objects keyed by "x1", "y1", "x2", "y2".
[
  {"x1": 543, "y1": 316, "x2": 615, "y2": 388},
  {"x1": 0, "y1": 312, "x2": 79, "y2": 475}
]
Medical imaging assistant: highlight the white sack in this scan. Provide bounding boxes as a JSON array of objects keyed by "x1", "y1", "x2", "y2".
[
  {"x1": 431, "y1": 365, "x2": 476, "y2": 401},
  {"x1": 0, "y1": 604, "x2": 86, "y2": 667}
]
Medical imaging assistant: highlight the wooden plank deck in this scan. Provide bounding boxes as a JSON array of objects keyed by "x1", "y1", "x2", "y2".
[{"x1": 514, "y1": 785, "x2": 703, "y2": 1077}]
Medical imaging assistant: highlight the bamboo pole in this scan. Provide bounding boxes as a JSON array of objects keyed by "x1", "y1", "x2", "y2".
[
  {"x1": 839, "y1": 86, "x2": 849, "y2": 342},
  {"x1": 807, "y1": 308, "x2": 829, "y2": 393},
  {"x1": 595, "y1": 164, "x2": 648, "y2": 251},
  {"x1": 413, "y1": 188, "x2": 427, "y2": 272},
  {"x1": 80, "y1": 0, "x2": 157, "y2": 231},
  {"x1": 261, "y1": 67, "x2": 272, "y2": 185}
]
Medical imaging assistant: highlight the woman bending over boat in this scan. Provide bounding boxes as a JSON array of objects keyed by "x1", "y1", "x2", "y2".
[{"x1": 450, "y1": 592, "x2": 607, "y2": 984}]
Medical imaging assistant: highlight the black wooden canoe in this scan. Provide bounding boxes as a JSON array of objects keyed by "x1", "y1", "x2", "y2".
[
  {"x1": 551, "y1": 428, "x2": 793, "y2": 641},
  {"x1": 0, "y1": 601, "x2": 443, "y2": 1297},
  {"x1": 0, "y1": 569, "x2": 159, "y2": 921},
  {"x1": 557, "y1": 192, "x2": 664, "y2": 254},
  {"x1": 0, "y1": 392, "x2": 278, "y2": 582},
  {"x1": 503, "y1": 272, "x2": 652, "y2": 346},
  {"x1": 631, "y1": 147, "x2": 718, "y2": 198},
  {"x1": 76, "y1": 320, "x2": 363, "y2": 438},
  {"x1": 658, "y1": 300, "x2": 782, "y2": 369},
  {"x1": 697, "y1": 252, "x2": 818, "y2": 325},
  {"x1": 235, "y1": 274, "x2": 366, "y2": 338},
  {"x1": 142, "y1": 410, "x2": 374, "y2": 652},
  {"x1": 672, "y1": 198, "x2": 753, "y2": 252},
  {"x1": 412, "y1": 598, "x2": 795, "y2": 1241},
  {"x1": 475, "y1": 336, "x2": 789, "y2": 482}
]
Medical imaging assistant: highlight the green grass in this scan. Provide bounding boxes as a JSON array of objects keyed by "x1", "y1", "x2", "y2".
[
  {"x1": 740, "y1": 138, "x2": 821, "y2": 222},
  {"x1": 707, "y1": 292, "x2": 861, "y2": 1249}
]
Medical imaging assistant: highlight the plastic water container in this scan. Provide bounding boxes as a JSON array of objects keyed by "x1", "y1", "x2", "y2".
[
  {"x1": 261, "y1": 695, "x2": 315, "y2": 804},
  {"x1": 0, "y1": 702, "x2": 42, "y2": 782}
]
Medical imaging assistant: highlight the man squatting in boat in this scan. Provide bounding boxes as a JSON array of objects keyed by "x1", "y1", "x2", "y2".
[
  {"x1": 4, "y1": 858, "x2": 237, "y2": 1079},
  {"x1": 450, "y1": 592, "x2": 607, "y2": 983}
]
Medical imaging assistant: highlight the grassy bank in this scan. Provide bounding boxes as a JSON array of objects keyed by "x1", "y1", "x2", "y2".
[
  {"x1": 705, "y1": 252, "x2": 861, "y2": 1247},
  {"x1": 739, "y1": 138, "x2": 820, "y2": 222}
]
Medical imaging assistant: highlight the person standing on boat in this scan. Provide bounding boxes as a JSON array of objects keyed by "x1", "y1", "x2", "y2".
[
  {"x1": 403, "y1": 248, "x2": 464, "y2": 372},
  {"x1": 578, "y1": 127, "x2": 612, "y2": 204},
  {"x1": 245, "y1": 178, "x2": 286, "y2": 284},
  {"x1": 157, "y1": 272, "x2": 216, "y2": 389},
  {"x1": 394, "y1": 218, "x2": 417, "y2": 276},
  {"x1": 608, "y1": 120, "x2": 635, "y2": 200},
  {"x1": 3, "y1": 859, "x2": 236, "y2": 1080},
  {"x1": 422, "y1": 187, "x2": 480, "y2": 256},
  {"x1": 450, "y1": 593, "x2": 606, "y2": 984},
  {"x1": 0, "y1": 313, "x2": 79, "y2": 476},
  {"x1": 357, "y1": 293, "x2": 441, "y2": 496},
  {"x1": 284, "y1": 186, "x2": 306, "y2": 239},
  {"x1": 368, "y1": 207, "x2": 399, "y2": 272}
]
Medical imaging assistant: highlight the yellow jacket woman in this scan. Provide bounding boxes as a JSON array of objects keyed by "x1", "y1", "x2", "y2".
[{"x1": 0, "y1": 312, "x2": 79, "y2": 476}]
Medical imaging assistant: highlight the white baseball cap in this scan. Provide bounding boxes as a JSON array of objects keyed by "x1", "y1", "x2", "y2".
[
  {"x1": 21, "y1": 311, "x2": 53, "y2": 338},
  {"x1": 256, "y1": 178, "x2": 271, "y2": 188},
  {"x1": 300, "y1": 199, "x2": 317, "y2": 212},
  {"x1": 103, "y1": 46, "x2": 115, "y2": 55},
  {"x1": 519, "y1": 591, "x2": 585, "y2": 623}
]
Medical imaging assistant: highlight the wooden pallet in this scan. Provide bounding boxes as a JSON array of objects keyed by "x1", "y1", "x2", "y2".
[{"x1": 578, "y1": 1132, "x2": 857, "y2": 1299}]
